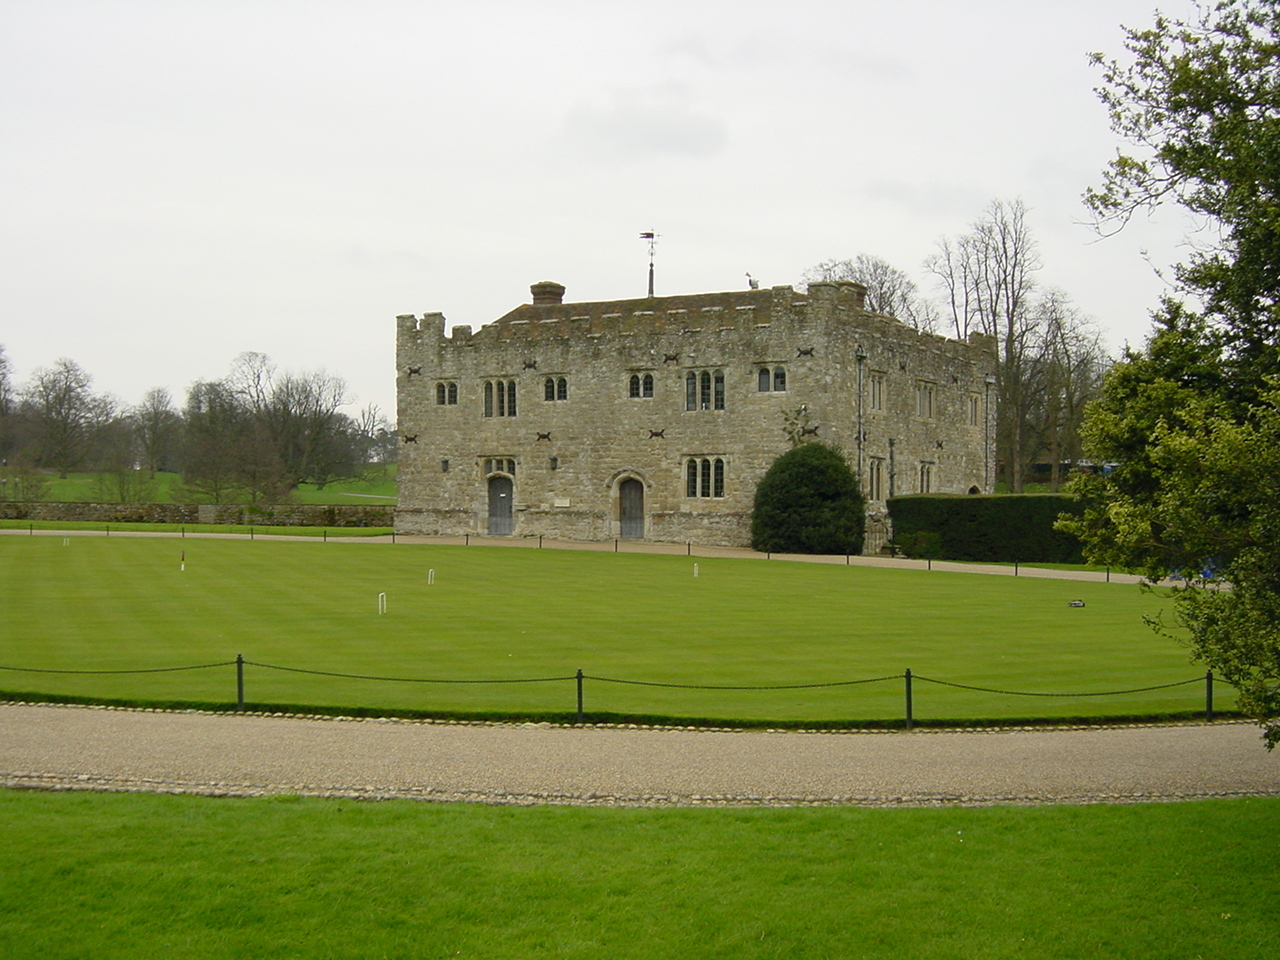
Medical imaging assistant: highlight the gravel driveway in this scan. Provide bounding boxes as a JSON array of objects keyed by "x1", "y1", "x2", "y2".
[{"x1": 3, "y1": 703, "x2": 1279, "y2": 807}]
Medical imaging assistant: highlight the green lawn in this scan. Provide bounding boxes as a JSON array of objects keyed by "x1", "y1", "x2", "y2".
[
  {"x1": 0, "y1": 790, "x2": 1274, "y2": 960},
  {"x1": 0, "y1": 536, "x2": 1215, "y2": 725}
]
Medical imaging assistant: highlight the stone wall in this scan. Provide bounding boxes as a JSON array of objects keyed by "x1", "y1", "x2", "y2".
[
  {"x1": 396, "y1": 280, "x2": 997, "y2": 548},
  {"x1": 0, "y1": 502, "x2": 394, "y2": 527}
]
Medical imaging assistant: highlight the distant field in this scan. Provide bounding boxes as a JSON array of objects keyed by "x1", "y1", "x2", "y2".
[
  {"x1": 0, "y1": 536, "x2": 1216, "y2": 725},
  {"x1": 28, "y1": 469, "x2": 397, "y2": 504}
]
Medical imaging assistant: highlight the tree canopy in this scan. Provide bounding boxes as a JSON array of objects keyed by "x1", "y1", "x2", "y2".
[
  {"x1": 1066, "y1": 0, "x2": 1280, "y2": 746},
  {"x1": 750, "y1": 443, "x2": 865, "y2": 555}
]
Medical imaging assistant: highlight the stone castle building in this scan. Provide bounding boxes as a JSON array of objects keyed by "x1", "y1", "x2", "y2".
[{"x1": 396, "y1": 280, "x2": 997, "y2": 549}]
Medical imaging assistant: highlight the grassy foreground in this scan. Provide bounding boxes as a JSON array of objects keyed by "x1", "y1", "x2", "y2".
[
  {"x1": 0, "y1": 790, "x2": 1274, "y2": 959},
  {"x1": 0, "y1": 535, "x2": 1213, "y2": 724}
]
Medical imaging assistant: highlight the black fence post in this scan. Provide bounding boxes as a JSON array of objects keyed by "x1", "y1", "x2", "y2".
[
  {"x1": 575, "y1": 669, "x2": 584, "y2": 723},
  {"x1": 1014, "y1": 560, "x2": 1019, "y2": 576},
  {"x1": 236, "y1": 654, "x2": 245, "y2": 713},
  {"x1": 904, "y1": 668, "x2": 913, "y2": 730},
  {"x1": 323, "y1": 530, "x2": 327, "y2": 542},
  {"x1": 1205, "y1": 670, "x2": 1214, "y2": 722}
]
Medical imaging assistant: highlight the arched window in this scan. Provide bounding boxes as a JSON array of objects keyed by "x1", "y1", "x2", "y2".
[
  {"x1": 629, "y1": 374, "x2": 641, "y2": 398},
  {"x1": 544, "y1": 377, "x2": 556, "y2": 401},
  {"x1": 437, "y1": 382, "x2": 447, "y2": 404},
  {"x1": 556, "y1": 377, "x2": 567, "y2": 400},
  {"x1": 483, "y1": 380, "x2": 516, "y2": 417},
  {"x1": 642, "y1": 373, "x2": 654, "y2": 397},
  {"x1": 757, "y1": 366, "x2": 787, "y2": 392}
]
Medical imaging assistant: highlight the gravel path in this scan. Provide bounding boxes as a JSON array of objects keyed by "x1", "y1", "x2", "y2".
[{"x1": 3, "y1": 703, "x2": 1279, "y2": 807}]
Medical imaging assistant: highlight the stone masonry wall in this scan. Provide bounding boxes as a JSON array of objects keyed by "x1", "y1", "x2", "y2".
[
  {"x1": 0, "y1": 502, "x2": 394, "y2": 527},
  {"x1": 396, "y1": 280, "x2": 997, "y2": 548}
]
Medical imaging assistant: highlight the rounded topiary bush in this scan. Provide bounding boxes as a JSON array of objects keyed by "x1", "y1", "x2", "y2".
[{"x1": 750, "y1": 443, "x2": 865, "y2": 554}]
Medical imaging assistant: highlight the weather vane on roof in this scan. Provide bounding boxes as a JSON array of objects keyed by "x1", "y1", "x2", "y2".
[{"x1": 640, "y1": 230, "x2": 659, "y2": 298}]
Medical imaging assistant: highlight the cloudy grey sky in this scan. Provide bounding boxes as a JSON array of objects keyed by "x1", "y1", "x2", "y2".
[{"x1": 2, "y1": 0, "x2": 1201, "y2": 421}]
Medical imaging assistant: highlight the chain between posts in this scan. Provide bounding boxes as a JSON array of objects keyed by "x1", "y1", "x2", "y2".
[{"x1": 0, "y1": 659, "x2": 1230, "y2": 727}]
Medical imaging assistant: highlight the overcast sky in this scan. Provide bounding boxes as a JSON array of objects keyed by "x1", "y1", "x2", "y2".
[{"x1": 2, "y1": 0, "x2": 1202, "y2": 421}]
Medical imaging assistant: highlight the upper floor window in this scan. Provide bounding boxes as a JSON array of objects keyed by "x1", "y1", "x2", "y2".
[
  {"x1": 685, "y1": 457, "x2": 726, "y2": 498},
  {"x1": 686, "y1": 369, "x2": 725, "y2": 411},
  {"x1": 544, "y1": 377, "x2": 567, "y2": 401},
  {"x1": 436, "y1": 381, "x2": 458, "y2": 405},
  {"x1": 483, "y1": 379, "x2": 517, "y2": 417},
  {"x1": 757, "y1": 366, "x2": 787, "y2": 392},
  {"x1": 628, "y1": 373, "x2": 655, "y2": 398},
  {"x1": 869, "y1": 372, "x2": 885, "y2": 411},
  {"x1": 969, "y1": 394, "x2": 980, "y2": 426},
  {"x1": 915, "y1": 381, "x2": 935, "y2": 419}
]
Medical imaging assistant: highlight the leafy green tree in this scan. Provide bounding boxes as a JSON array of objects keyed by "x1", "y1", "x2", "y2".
[
  {"x1": 751, "y1": 443, "x2": 865, "y2": 555},
  {"x1": 1066, "y1": 0, "x2": 1280, "y2": 745}
]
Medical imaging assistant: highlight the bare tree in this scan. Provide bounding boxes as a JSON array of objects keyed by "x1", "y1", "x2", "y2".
[
  {"x1": 803, "y1": 254, "x2": 935, "y2": 331},
  {"x1": 132, "y1": 387, "x2": 183, "y2": 477},
  {"x1": 0, "y1": 345, "x2": 17, "y2": 466},
  {"x1": 180, "y1": 356, "x2": 358, "y2": 500},
  {"x1": 926, "y1": 199, "x2": 1046, "y2": 490},
  {"x1": 262, "y1": 368, "x2": 353, "y2": 488},
  {"x1": 1032, "y1": 290, "x2": 1111, "y2": 490},
  {"x1": 19, "y1": 358, "x2": 116, "y2": 479}
]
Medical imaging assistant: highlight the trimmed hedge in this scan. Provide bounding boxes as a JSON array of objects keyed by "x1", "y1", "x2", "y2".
[{"x1": 887, "y1": 494, "x2": 1085, "y2": 563}]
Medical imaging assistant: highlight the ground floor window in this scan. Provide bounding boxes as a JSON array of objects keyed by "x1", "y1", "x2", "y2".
[
  {"x1": 685, "y1": 457, "x2": 725, "y2": 498},
  {"x1": 868, "y1": 457, "x2": 884, "y2": 501},
  {"x1": 484, "y1": 458, "x2": 516, "y2": 476},
  {"x1": 919, "y1": 461, "x2": 934, "y2": 493}
]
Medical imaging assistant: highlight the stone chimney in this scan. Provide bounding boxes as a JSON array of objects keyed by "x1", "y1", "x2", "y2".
[{"x1": 531, "y1": 281, "x2": 566, "y2": 306}]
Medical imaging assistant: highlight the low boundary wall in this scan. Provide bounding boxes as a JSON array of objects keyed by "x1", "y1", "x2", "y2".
[{"x1": 0, "y1": 501, "x2": 394, "y2": 528}]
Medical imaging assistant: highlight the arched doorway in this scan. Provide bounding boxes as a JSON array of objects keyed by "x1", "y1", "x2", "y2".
[
  {"x1": 619, "y1": 478, "x2": 644, "y2": 538},
  {"x1": 488, "y1": 475, "x2": 513, "y2": 535}
]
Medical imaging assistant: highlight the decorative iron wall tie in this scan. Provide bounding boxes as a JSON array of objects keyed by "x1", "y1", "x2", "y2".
[
  {"x1": 800, "y1": 426, "x2": 820, "y2": 437},
  {"x1": 402, "y1": 434, "x2": 418, "y2": 443},
  {"x1": 796, "y1": 347, "x2": 815, "y2": 357},
  {"x1": 523, "y1": 360, "x2": 537, "y2": 370},
  {"x1": 648, "y1": 429, "x2": 665, "y2": 439},
  {"x1": 406, "y1": 366, "x2": 422, "y2": 377},
  {"x1": 663, "y1": 353, "x2": 680, "y2": 363},
  {"x1": 536, "y1": 432, "x2": 552, "y2": 441}
]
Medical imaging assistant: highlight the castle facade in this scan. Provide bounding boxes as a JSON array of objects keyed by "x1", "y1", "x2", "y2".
[{"x1": 396, "y1": 280, "x2": 997, "y2": 549}]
